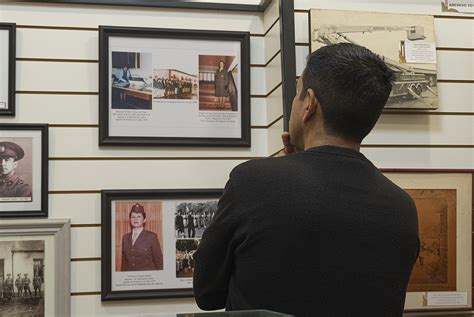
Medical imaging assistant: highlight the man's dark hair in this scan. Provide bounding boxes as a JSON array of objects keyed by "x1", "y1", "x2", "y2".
[{"x1": 301, "y1": 43, "x2": 394, "y2": 143}]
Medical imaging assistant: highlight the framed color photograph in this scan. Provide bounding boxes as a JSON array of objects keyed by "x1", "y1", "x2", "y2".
[
  {"x1": 99, "y1": 26, "x2": 250, "y2": 147},
  {"x1": 0, "y1": 23, "x2": 15, "y2": 116},
  {"x1": 101, "y1": 189, "x2": 222, "y2": 301},
  {"x1": 0, "y1": 219, "x2": 70, "y2": 317},
  {"x1": 0, "y1": 124, "x2": 48, "y2": 218},
  {"x1": 381, "y1": 169, "x2": 473, "y2": 312}
]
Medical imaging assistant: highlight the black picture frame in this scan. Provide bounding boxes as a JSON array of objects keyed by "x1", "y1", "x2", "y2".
[
  {"x1": 0, "y1": 23, "x2": 16, "y2": 116},
  {"x1": 0, "y1": 123, "x2": 49, "y2": 218},
  {"x1": 99, "y1": 26, "x2": 251, "y2": 147},
  {"x1": 101, "y1": 188, "x2": 223, "y2": 301}
]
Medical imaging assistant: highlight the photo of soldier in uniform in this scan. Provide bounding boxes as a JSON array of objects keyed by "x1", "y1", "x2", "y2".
[
  {"x1": 0, "y1": 138, "x2": 32, "y2": 202},
  {"x1": 174, "y1": 200, "x2": 217, "y2": 239},
  {"x1": 111, "y1": 51, "x2": 153, "y2": 110},
  {"x1": 175, "y1": 239, "x2": 199, "y2": 278},
  {"x1": 199, "y1": 55, "x2": 239, "y2": 111},
  {"x1": 153, "y1": 69, "x2": 198, "y2": 100},
  {"x1": 0, "y1": 240, "x2": 44, "y2": 316},
  {"x1": 114, "y1": 201, "x2": 163, "y2": 272}
]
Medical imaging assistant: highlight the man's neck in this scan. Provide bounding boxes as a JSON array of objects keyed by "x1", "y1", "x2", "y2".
[
  {"x1": 304, "y1": 134, "x2": 360, "y2": 152},
  {"x1": 0, "y1": 172, "x2": 15, "y2": 180}
]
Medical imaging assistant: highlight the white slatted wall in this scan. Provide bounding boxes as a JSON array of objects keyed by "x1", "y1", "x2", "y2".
[
  {"x1": 290, "y1": 0, "x2": 474, "y2": 169},
  {"x1": 0, "y1": 1, "x2": 282, "y2": 315}
]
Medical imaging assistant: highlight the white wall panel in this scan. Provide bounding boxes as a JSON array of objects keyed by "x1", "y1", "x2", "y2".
[
  {"x1": 267, "y1": 118, "x2": 284, "y2": 155},
  {"x1": 266, "y1": 85, "x2": 284, "y2": 123},
  {"x1": 265, "y1": 53, "x2": 282, "y2": 94},
  {"x1": 295, "y1": 12, "x2": 309, "y2": 44},
  {"x1": 71, "y1": 261, "x2": 101, "y2": 292},
  {"x1": 71, "y1": 227, "x2": 101, "y2": 258},
  {"x1": 250, "y1": 36, "x2": 265, "y2": 65},
  {"x1": 250, "y1": 66, "x2": 266, "y2": 95},
  {"x1": 49, "y1": 194, "x2": 101, "y2": 224},
  {"x1": 71, "y1": 295, "x2": 200, "y2": 317},
  {"x1": 49, "y1": 128, "x2": 268, "y2": 158},
  {"x1": 366, "y1": 115, "x2": 474, "y2": 145},
  {"x1": 0, "y1": 4, "x2": 263, "y2": 33},
  {"x1": 263, "y1": 0, "x2": 280, "y2": 31},
  {"x1": 362, "y1": 148, "x2": 474, "y2": 169},
  {"x1": 50, "y1": 160, "x2": 245, "y2": 191},
  {"x1": 437, "y1": 83, "x2": 474, "y2": 112},
  {"x1": 264, "y1": 22, "x2": 280, "y2": 62}
]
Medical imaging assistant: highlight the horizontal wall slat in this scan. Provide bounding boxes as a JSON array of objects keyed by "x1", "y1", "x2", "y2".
[
  {"x1": 362, "y1": 147, "x2": 474, "y2": 169},
  {"x1": 3, "y1": 94, "x2": 277, "y2": 127},
  {"x1": 263, "y1": 0, "x2": 280, "y2": 31},
  {"x1": 2, "y1": 4, "x2": 264, "y2": 33},
  {"x1": 366, "y1": 115, "x2": 474, "y2": 145},
  {"x1": 264, "y1": 20, "x2": 281, "y2": 62},
  {"x1": 295, "y1": 45, "x2": 474, "y2": 80},
  {"x1": 71, "y1": 260, "x2": 101, "y2": 293},
  {"x1": 265, "y1": 53, "x2": 282, "y2": 94},
  {"x1": 50, "y1": 160, "x2": 244, "y2": 190},
  {"x1": 16, "y1": 61, "x2": 268, "y2": 96},
  {"x1": 71, "y1": 227, "x2": 101, "y2": 259},
  {"x1": 49, "y1": 194, "x2": 101, "y2": 224},
  {"x1": 48, "y1": 128, "x2": 268, "y2": 158},
  {"x1": 16, "y1": 28, "x2": 266, "y2": 66},
  {"x1": 71, "y1": 294, "x2": 199, "y2": 316}
]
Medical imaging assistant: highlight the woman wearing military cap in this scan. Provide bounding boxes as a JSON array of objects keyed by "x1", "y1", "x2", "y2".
[{"x1": 0, "y1": 141, "x2": 32, "y2": 199}]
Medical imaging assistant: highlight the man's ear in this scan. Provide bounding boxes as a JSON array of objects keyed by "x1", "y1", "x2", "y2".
[{"x1": 302, "y1": 88, "x2": 318, "y2": 123}]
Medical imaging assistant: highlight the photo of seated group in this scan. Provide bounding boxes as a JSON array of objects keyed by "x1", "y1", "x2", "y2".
[
  {"x1": 111, "y1": 51, "x2": 153, "y2": 110},
  {"x1": 199, "y1": 55, "x2": 239, "y2": 112},
  {"x1": 153, "y1": 69, "x2": 198, "y2": 100},
  {"x1": 174, "y1": 200, "x2": 217, "y2": 278}
]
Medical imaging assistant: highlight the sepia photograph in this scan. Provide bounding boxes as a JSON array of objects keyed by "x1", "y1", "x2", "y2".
[
  {"x1": 0, "y1": 124, "x2": 48, "y2": 218},
  {"x1": 175, "y1": 200, "x2": 217, "y2": 239},
  {"x1": 0, "y1": 240, "x2": 45, "y2": 317},
  {"x1": 0, "y1": 137, "x2": 33, "y2": 202},
  {"x1": 114, "y1": 201, "x2": 163, "y2": 272},
  {"x1": 406, "y1": 189, "x2": 457, "y2": 292},
  {"x1": 153, "y1": 69, "x2": 198, "y2": 100},
  {"x1": 199, "y1": 55, "x2": 239, "y2": 111},
  {"x1": 175, "y1": 239, "x2": 199, "y2": 278},
  {"x1": 310, "y1": 9, "x2": 438, "y2": 110},
  {"x1": 111, "y1": 51, "x2": 153, "y2": 110},
  {"x1": 0, "y1": 23, "x2": 15, "y2": 116}
]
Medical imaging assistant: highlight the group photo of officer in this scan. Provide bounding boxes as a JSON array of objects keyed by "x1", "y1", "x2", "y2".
[{"x1": 174, "y1": 201, "x2": 217, "y2": 239}]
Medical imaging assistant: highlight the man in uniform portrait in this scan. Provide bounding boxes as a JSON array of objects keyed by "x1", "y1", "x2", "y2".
[
  {"x1": 121, "y1": 203, "x2": 163, "y2": 271},
  {"x1": 0, "y1": 142, "x2": 32, "y2": 199}
]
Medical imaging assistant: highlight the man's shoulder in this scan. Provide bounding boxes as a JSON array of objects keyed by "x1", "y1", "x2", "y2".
[{"x1": 230, "y1": 156, "x2": 296, "y2": 179}]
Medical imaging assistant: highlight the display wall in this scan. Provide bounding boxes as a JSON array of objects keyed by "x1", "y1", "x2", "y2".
[{"x1": 0, "y1": 0, "x2": 283, "y2": 315}]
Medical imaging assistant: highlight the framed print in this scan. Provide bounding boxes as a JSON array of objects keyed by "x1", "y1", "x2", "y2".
[
  {"x1": 381, "y1": 169, "x2": 473, "y2": 312},
  {"x1": 99, "y1": 26, "x2": 251, "y2": 147},
  {"x1": 101, "y1": 189, "x2": 222, "y2": 300},
  {"x1": 0, "y1": 219, "x2": 70, "y2": 317},
  {"x1": 310, "y1": 9, "x2": 438, "y2": 110},
  {"x1": 0, "y1": 124, "x2": 48, "y2": 218},
  {"x1": 0, "y1": 23, "x2": 15, "y2": 116}
]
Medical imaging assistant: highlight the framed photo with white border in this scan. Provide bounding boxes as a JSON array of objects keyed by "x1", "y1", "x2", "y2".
[{"x1": 0, "y1": 23, "x2": 16, "y2": 116}]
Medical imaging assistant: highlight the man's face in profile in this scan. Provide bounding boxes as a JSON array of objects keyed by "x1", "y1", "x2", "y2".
[
  {"x1": 0, "y1": 156, "x2": 17, "y2": 176},
  {"x1": 130, "y1": 212, "x2": 146, "y2": 229}
]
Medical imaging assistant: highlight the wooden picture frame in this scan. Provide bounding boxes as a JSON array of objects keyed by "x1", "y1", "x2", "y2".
[
  {"x1": 99, "y1": 26, "x2": 251, "y2": 147},
  {"x1": 101, "y1": 189, "x2": 223, "y2": 301},
  {"x1": 381, "y1": 169, "x2": 473, "y2": 313},
  {"x1": 0, "y1": 219, "x2": 71, "y2": 316},
  {"x1": 0, "y1": 124, "x2": 49, "y2": 218},
  {"x1": 0, "y1": 23, "x2": 16, "y2": 116}
]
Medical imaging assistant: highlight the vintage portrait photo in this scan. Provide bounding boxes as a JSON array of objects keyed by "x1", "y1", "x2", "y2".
[
  {"x1": 0, "y1": 138, "x2": 32, "y2": 202},
  {"x1": 0, "y1": 124, "x2": 48, "y2": 218},
  {"x1": 175, "y1": 239, "x2": 199, "y2": 278},
  {"x1": 100, "y1": 26, "x2": 250, "y2": 146},
  {"x1": 175, "y1": 200, "x2": 217, "y2": 239},
  {"x1": 111, "y1": 51, "x2": 153, "y2": 110},
  {"x1": 153, "y1": 69, "x2": 198, "y2": 100},
  {"x1": 199, "y1": 55, "x2": 239, "y2": 111},
  {"x1": 0, "y1": 23, "x2": 15, "y2": 115},
  {"x1": 406, "y1": 189, "x2": 456, "y2": 292},
  {"x1": 310, "y1": 10, "x2": 438, "y2": 109},
  {"x1": 0, "y1": 240, "x2": 45, "y2": 317},
  {"x1": 114, "y1": 201, "x2": 163, "y2": 272}
]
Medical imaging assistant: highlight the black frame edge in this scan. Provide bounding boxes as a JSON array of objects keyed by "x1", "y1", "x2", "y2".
[{"x1": 0, "y1": 23, "x2": 16, "y2": 116}]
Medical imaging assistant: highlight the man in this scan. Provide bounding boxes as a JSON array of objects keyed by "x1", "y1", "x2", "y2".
[
  {"x1": 121, "y1": 203, "x2": 163, "y2": 271},
  {"x1": 15, "y1": 273, "x2": 23, "y2": 298},
  {"x1": 193, "y1": 43, "x2": 420, "y2": 316},
  {"x1": 0, "y1": 142, "x2": 32, "y2": 198},
  {"x1": 187, "y1": 209, "x2": 196, "y2": 238},
  {"x1": 0, "y1": 274, "x2": 4, "y2": 300},
  {"x1": 23, "y1": 273, "x2": 32, "y2": 297},
  {"x1": 33, "y1": 273, "x2": 42, "y2": 297},
  {"x1": 4, "y1": 274, "x2": 13, "y2": 300}
]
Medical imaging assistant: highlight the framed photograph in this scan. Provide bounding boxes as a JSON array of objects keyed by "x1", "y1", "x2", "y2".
[
  {"x1": 99, "y1": 26, "x2": 251, "y2": 147},
  {"x1": 0, "y1": 23, "x2": 15, "y2": 116},
  {"x1": 101, "y1": 189, "x2": 222, "y2": 300},
  {"x1": 381, "y1": 169, "x2": 473, "y2": 312},
  {"x1": 0, "y1": 219, "x2": 70, "y2": 317},
  {"x1": 310, "y1": 10, "x2": 438, "y2": 110},
  {"x1": 0, "y1": 124, "x2": 48, "y2": 218}
]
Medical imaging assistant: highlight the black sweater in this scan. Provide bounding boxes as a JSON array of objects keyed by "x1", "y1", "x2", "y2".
[{"x1": 193, "y1": 146, "x2": 420, "y2": 317}]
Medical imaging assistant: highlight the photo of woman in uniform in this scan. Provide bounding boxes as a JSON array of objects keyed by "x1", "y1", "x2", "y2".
[{"x1": 198, "y1": 55, "x2": 238, "y2": 112}]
